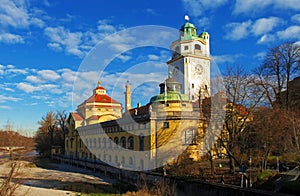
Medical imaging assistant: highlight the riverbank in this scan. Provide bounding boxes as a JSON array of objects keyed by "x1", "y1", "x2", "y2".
[{"x1": 0, "y1": 157, "x2": 134, "y2": 195}]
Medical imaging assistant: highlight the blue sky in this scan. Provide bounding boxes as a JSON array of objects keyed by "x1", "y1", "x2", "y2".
[{"x1": 1, "y1": 0, "x2": 300, "y2": 134}]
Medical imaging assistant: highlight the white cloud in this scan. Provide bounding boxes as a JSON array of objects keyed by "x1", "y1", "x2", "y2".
[
  {"x1": 25, "y1": 75, "x2": 44, "y2": 83},
  {"x1": 7, "y1": 65, "x2": 14, "y2": 69},
  {"x1": 97, "y1": 19, "x2": 117, "y2": 32},
  {"x1": 181, "y1": 0, "x2": 228, "y2": 17},
  {"x1": 44, "y1": 26, "x2": 84, "y2": 57},
  {"x1": 212, "y1": 54, "x2": 242, "y2": 64},
  {"x1": 0, "y1": 94, "x2": 21, "y2": 103},
  {"x1": 233, "y1": 0, "x2": 300, "y2": 15},
  {"x1": 254, "y1": 52, "x2": 266, "y2": 60},
  {"x1": 117, "y1": 54, "x2": 131, "y2": 62},
  {"x1": 225, "y1": 17, "x2": 286, "y2": 42},
  {"x1": 257, "y1": 34, "x2": 276, "y2": 44},
  {"x1": 59, "y1": 69, "x2": 77, "y2": 83},
  {"x1": 7, "y1": 68, "x2": 28, "y2": 75},
  {"x1": 224, "y1": 20, "x2": 252, "y2": 40},
  {"x1": 196, "y1": 17, "x2": 210, "y2": 29},
  {"x1": 0, "y1": 85, "x2": 14, "y2": 92},
  {"x1": 0, "y1": 33, "x2": 24, "y2": 44},
  {"x1": 37, "y1": 69, "x2": 60, "y2": 81},
  {"x1": 0, "y1": 0, "x2": 29, "y2": 28},
  {"x1": 0, "y1": 105, "x2": 11, "y2": 109},
  {"x1": 252, "y1": 17, "x2": 282, "y2": 35},
  {"x1": 0, "y1": 0, "x2": 46, "y2": 45},
  {"x1": 44, "y1": 19, "x2": 128, "y2": 57},
  {"x1": 47, "y1": 42, "x2": 62, "y2": 51},
  {"x1": 17, "y1": 82, "x2": 62, "y2": 94},
  {"x1": 276, "y1": 26, "x2": 300, "y2": 40},
  {"x1": 291, "y1": 14, "x2": 300, "y2": 23},
  {"x1": 148, "y1": 54, "x2": 160, "y2": 61},
  {"x1": 17, "y1": 82, "x2": 37, "y2": 93}
]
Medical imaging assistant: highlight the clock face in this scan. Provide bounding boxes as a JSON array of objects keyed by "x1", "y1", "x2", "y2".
[{"x1": 194, "y1": 64, "x2": 203, "y2": 75}]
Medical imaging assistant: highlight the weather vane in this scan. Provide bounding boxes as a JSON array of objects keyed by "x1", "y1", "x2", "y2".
[{"x1": 185, "y1": 15, "x2": 190, "y2": 22}]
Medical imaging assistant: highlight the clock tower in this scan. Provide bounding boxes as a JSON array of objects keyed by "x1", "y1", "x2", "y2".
[{"x1": 167, "y1": 16, "x2": 211, "y2": 100}]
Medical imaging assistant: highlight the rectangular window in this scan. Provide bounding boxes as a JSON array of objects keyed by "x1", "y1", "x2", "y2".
[
  {"x1": 163, "y1": 122, "x2": 169, "y2": 128},
  {"x1": 184, "y1": 45, "x2": 189, "y2": 50},
  {"x1": 183, "y1": 129, "x2": 197, "y2": 145}
]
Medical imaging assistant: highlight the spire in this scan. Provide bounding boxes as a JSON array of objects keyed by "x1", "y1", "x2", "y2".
[{"x1": 125, "y1": 80, "x2": 132, "y2": 112}]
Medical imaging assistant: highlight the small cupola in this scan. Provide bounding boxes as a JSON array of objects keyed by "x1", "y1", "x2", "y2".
[
  {"x1": 94, "y1": 80, "x2": 106, "y2": 95},
  {"x1": 180, "y1": 15, "x2": 198, "y2": 41}
]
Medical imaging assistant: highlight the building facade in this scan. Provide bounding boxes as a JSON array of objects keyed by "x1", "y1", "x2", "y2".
[
  {"x1": 167, "y1": 17, "x2": 211, "y2": 101},
  {"x1": 65, "y1": 17, "x2": 221, "y2": 170}
]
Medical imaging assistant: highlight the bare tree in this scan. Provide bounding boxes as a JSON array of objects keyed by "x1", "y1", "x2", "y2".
[
  {"x1": 248, "y1": 107, "x2": 296, "y2": 171},
  {"x1": 255, "y1": 42, "x2": 300, "y2": 109},
  {"x1": 222, "y1": 65, "x2": 264, "y2": 173},
  {"x1": 56, "y1": 110, "x2": 69, "y2": 153}
]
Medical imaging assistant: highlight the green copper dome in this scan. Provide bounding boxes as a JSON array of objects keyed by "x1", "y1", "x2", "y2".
[
  {"x1": 150, "y1": 91, "x2": 189, "y2": 103},
  {"x1": 149, "y1": 76, "x2": 190, "y2": 103},
  {"x1": 181, "y1": 21, "x2": 196, "y2": 29}
]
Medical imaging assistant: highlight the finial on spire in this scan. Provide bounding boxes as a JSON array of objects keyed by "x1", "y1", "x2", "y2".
[
  {"x1": 97, "y1": 80, "x2": 101, "y2": 86},
  {"x1": 184, "y1": 15, "x2": 190, "y2": 22}
]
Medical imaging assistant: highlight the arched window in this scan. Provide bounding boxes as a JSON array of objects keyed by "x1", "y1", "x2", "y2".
[
  {"x1": 109, "y1": 137, "x2": 112, "y2": 148},
  {"x1": 128, "y1": 136, "x2": 134, "y2": 149},
  {"x1": 183, "y1": 128, "x2": 197, "y2": 145},
  {"x1": 195, "y1": 44, "x2": 201, "y2": 50},
  {"x1": 93, "y1": 138, "x2": 96, "y2": 148},
  {"x1": 108, "y1": 155, "x2": 112, "y2": 162},
  {"x1": 98, "y1": 138, "x2": 101, "y2": 148},
  {"x1": 139, "y1": 134, "x2": 144, "y2": 151},
  {"x1": 115, "y1": 156, "x2": 118, "y2": 163},
  {"x1": 121, "y1": 137, "x2": 126, "y2": 148},
  {"x1": 89, "y1": 138, "x2": 92, "y2": 148},
  {"x1": 114, "y1": 137, "x2": 119, "y2": 148},
  {"x1": 129, "y1": 157, "x2": 133, "y2": 165},
  {"x1": 121, "y1": 156, "x2": 125, "y2": 165},
  {"x1": 103, "y1": 138, "x2": 106, "y2": 148}
]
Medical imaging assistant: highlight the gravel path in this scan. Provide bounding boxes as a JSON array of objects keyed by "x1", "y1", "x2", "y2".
[{"x1": 0, "y1": 159, "x2": 117, "y2": 196}]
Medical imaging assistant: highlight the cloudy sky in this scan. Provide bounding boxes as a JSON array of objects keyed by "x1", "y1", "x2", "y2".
[{"x1": 1, "y1": 0, "x2": 300, "y2": 133}]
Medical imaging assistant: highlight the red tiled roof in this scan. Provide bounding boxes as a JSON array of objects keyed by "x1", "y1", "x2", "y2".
[
  {"x1": 71, "y1": 112, "x2": 84, "y2": 121},
  {"x1": 95, "y1": 86, "x2": 106, "y2": 90},
  {"x1": 125, "y1": 104, "x2": 150, "y2": 116},
  {"x1": 85, "y1": 94, "x2": 120, "y2": 104}
]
